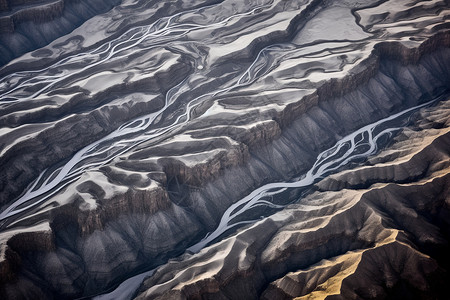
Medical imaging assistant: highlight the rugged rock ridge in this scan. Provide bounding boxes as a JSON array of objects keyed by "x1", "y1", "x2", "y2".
[
  {"x1": 0, "y1": 0, "x2": 65, "y2": 33},
  {"x1": 0, "y1": 0, "x2": 222, "y2": 72},
  {"x1": 0, "y1": 0, "x2": 121, "y2": 64},
  {"x1": 0, "y1": 0, "x2": 449, "y2": 298},
  {"x1": 0, "y1": 60, "x2": 188, "y2": 208},
  {"x1": 0, "y1": 0, "x2": 225, "y2": 206},
  {"x1": 1, "y1": 0, "x2": 449, "y2": 211},
  {"x1": 1, "y1": 42, "x2": 448, "y2": 300},
  {"x1": 136, "y1": 99, "x2": 450, "y2": 300}
]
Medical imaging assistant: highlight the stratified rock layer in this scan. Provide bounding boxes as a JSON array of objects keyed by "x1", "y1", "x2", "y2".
[
  {"x1": 0, "y1": 0, "x2": 122, "y2": 65},
  {"x1": 136, "y1": 97, "x2": 450, "y2": 300},
  {"x1": 0, "y1": 0, "x2": 449, "y2": 298}
]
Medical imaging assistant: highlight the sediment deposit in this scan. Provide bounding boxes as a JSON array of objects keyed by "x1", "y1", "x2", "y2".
[{"x1": 0, "y1": 0, "x2": 449, "y2": 298}]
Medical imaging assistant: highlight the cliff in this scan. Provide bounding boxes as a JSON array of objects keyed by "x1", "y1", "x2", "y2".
[
  {"x1": 0, "y1": 0, "x2": 121, "y2": 64},
  {"x1": 0, "y1": 0, "x2": 449, "y2": 298},
  {"x1": 136, "y1": 97, "x2": 450, "y2": 300}
]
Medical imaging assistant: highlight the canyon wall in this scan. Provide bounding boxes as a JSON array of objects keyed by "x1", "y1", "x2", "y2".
[
  {"x1": 0, "y1": 0, "x2": 121, "y2": 64},
  {"x1": 0, "y1": 0, "x2": 449, "y2": 299}
]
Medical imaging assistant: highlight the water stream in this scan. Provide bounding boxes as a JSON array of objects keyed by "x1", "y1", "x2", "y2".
[{"x1": 94, "y1": 96, "x2": 440, "y2": 300}]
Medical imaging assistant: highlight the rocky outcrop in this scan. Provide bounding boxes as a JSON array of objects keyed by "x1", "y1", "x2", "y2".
[
  {"x1": 136, "y1": 99, "x2": 450, "y2": 300},
  {"x1": 0, "y1": 183, "x2": 204, "y2": 298},
  {"x1": 0, "y1": 0, "x2": 449, "y2": 298},
  {"x1": 0, "y1": 58, "x2": 189, "y2": 207},
  {"x1": 0, "y1": 0, "x2": 65, "y2": 33},
  {"x1": 0, "y1": 0, "x2": 121, "y2": 64},
  {"x1": 1, "y1": 45, "x2": 446, "y2": 299}
]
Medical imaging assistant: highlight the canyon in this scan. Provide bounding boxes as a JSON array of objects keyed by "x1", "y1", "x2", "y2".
[{"x1": 0, "y1": 0, "x2": 449, "y2": 299}]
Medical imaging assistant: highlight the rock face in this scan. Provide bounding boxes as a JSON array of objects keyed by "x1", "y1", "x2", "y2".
[
  {"x1": 0, "y1": 0, "x2": 449, "y2": 299},
  {"x1": 0, "y1": 0, "x2": 122, "y2": 65},
  {"x1": 135, "y1": 100, "x2": 450, "y2": 300}
]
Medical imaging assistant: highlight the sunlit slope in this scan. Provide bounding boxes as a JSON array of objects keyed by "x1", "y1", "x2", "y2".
[{"x1": 0, "y1": 0, "x2": 449, "y2": 298}]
